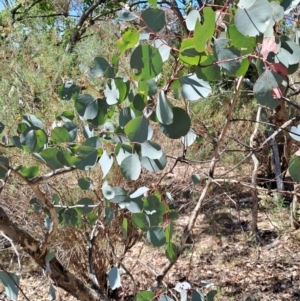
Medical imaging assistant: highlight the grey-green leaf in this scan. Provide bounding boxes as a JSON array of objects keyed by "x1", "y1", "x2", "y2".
[
  {"x1": 147, "y1": 227, "x2": 166, "y2": 247},
  {"x1": 99, "y1": 151, "x2": 113, "y2": 178},
  {"x1": 253, "y1": 70, "x2": 282, "y2": 108},
  {"x1": 120, "y1": 154, "x2": 141, "y2": 180},
  {"x1": 213, "y1": 39, "x2": 241, "y2": 74},
  {"x1": 140, "y1": 151, "x2": 167, "y2": 172},
  {"x1": 141, "y1": 8, "x2": 165, "y2": 33},
  {"x1": 102, "y1": 182, "x2": 115, "y2": 200},
  {"x1": 235, "y1": 0, "x2": 273, "y2": 37},
  {"x1": 181, "y1": 74, "x2": 212, "y2": 101},
  {"x1": 159, "y1": 107, "x2": 191, "y2": 139},
  {"x1": 75, "y1": 94, "x2": 98, "y2": 120},
  {"x1": 0, "y1": 271, "x2": 19, "y2": 301},
  {"x1": 157, "y1": 91, "x2": 173, "y2": 125},
  {"x1": 90, "y1": 57, "x2": 110, "y2": 77},
  {"x1": 141, "y1": 141, "x2": 163, "y2": 159},
  {"x1": 76, "y1": 198, "x2": 94, "y2": 214}
]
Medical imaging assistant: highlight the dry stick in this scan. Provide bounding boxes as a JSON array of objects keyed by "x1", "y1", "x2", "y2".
[
  {"x1": 0, "y1": 231, "x2": 22, "y2": 273},
  {"x1": 249, "y1": 106, "x2": 261, "y2": 234},
  {"x1": 0, "y1": 163, "x2": 58, "y2": 257},
  {"x1": 158, "y1": 76, "x2": 245, "y2": 280}
]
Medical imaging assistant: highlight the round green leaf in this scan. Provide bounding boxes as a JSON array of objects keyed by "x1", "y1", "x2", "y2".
[
  {"x1": 56, "y1": 110, "x2": 74, "y2": 122},
  {"x1": 159, "y1": 107, "x2": 191, "y2": 139},
  {"x1": 179, "y1": 38, "x2": 201, "y2": 65},
  {"x1": 125, "y1": 197, "x2": 144, "y2": 213},
  {"x1": 117, "y1": 28, "x2": 139, "y2": 54},
  {"x1": 57, "y1": 149, "x2": 75, "y2": 167},
  {"x1": 181, "y1": 129, "x2": 197, "y2": 147},
  {"x1": 130, "y1": 45, "x2": 163, "y2": 81},
  {"x1": 119, "y1": 107, "x2": 135, "y2": 127},
  {"x1": 141, "y1": 8, "x2": 165, "y2": 33},
  {"x1": 132, "y1": 213, "x2": 150, "y2": 231},
  {"x1": 194, "y1": 8, "x2": 215, "y2": 53},
  {"x1": 76, "y1": 198, "x2": 94, "y2": 214},
  {"x1": 51, "y1": 127, "x2": 69, "y2": 144},
  {"x1": 124, "y1": 116, "x2": 149, "y2": 143},
  {"x1": 253, "y1": 70, "x2": 282, "y2": 108},
  {"x1": 22, "y1": 114, "x2": 44, "y2": 129},
  {"x1": 196, "y1": 56, "x2": 221, "y2": 81},
  {"x1": 19, "y1": 166, "x2": 39, "y2": 178},
  {"x1": 63, "y1": 208, "x2": 79, "y2": 226},
  {"x1": 192, "y1": 174, "x2": 201, "y2": 184},
  {"x1": 112, "y1": 187, "x2": 128, "y2": 204},
  {"x1": 147, "y1": 227, "x2": 166, "y2": 247},
  {"x1": 85, "y1": 137, "x2": 101, "y2": 148},
  {"x1": 25, "y1": 129, "x2": 47, "y2": 153},
  {"x1": 64, "y1": 122, "x2": 77, "y2": 142},
  {"x1": 78, "y1": 178, "x2": 93, "y2": 190},
  {"x1": 213, "y1": 38, "x2": 241, "y2": 74},
  {"x1": 40, "y1": 148, "x2": 64, "y2": 170},
  {"x1": 117, "y1": 10, "x2": 138, "y2": 21},
  {"x1": 0, "y1": 271, "x2": 19, "y2": 301},
  {"x1": 75, "y1": 94, "x2": 98, "y2": 120},
  {"x1": 74, "y1": 146, "x2": 98, "y2": 170}
]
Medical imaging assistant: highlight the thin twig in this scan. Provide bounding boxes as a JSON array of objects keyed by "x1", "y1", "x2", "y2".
[{"x1": 0, "y1": 231, "x2": 22, "y2": 273}]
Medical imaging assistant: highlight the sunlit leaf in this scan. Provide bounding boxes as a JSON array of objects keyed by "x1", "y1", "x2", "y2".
[
  {"x1": 186, "y1": 9, "x2": 201, "y2": 31},
  {"x1": 108, "y1": 267, "x2": 122, "y2": 290},
  {"x1": 235, "y1": 0, "x2": 273, "y2": 36},
  {"x1": 181, "y1": 73, "x2": 211, "y2": 101},
  {"x1": 124, "y1": 116, "x2": 149, "y2": 143},
  {"x1": 194, "y1": 8, "x2": 215, "y2": 53},
  {"x1": 130, "y1": 45, "x2": 163, "y2": 81},
  {"x1": 120, "y1": 154, "x2": 141, "y2": 180}
]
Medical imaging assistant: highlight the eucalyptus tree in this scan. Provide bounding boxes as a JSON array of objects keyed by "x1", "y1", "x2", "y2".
[{"x1": 1, "y1": 0, "x2": 300, "y2": 300}]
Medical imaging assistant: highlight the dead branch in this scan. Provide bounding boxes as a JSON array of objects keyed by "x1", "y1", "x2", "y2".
[{"x1": 0, "y1": 206, "x2": 108, "y2": 301}]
